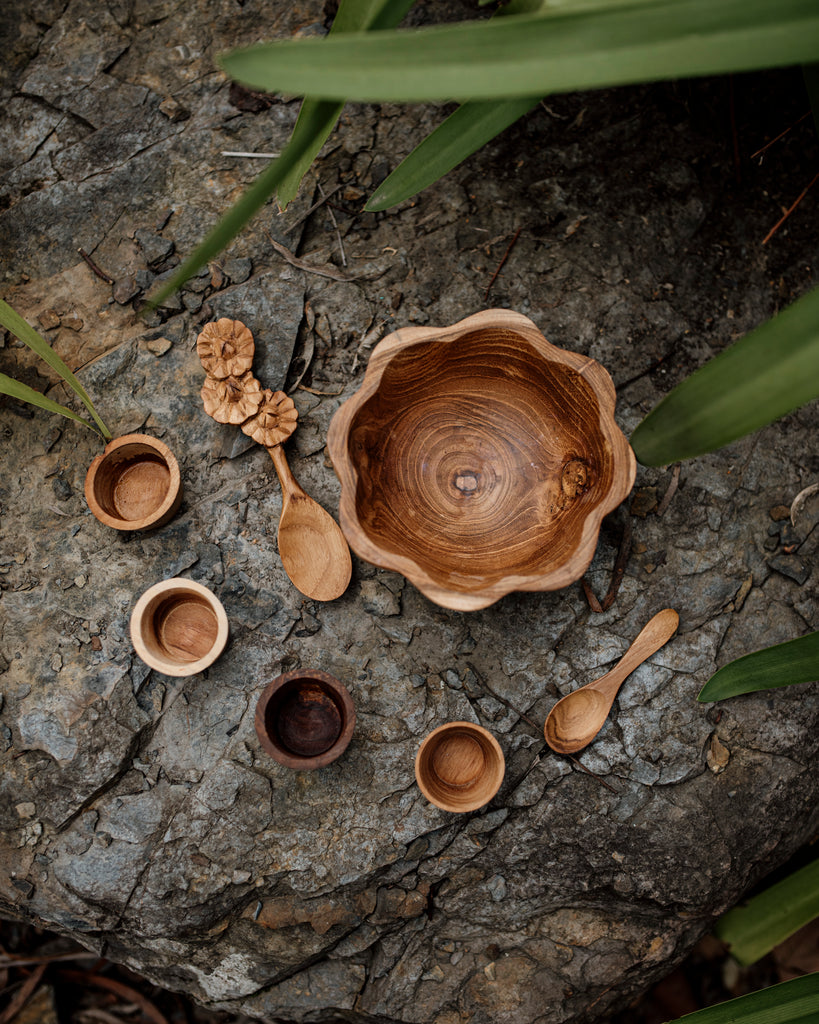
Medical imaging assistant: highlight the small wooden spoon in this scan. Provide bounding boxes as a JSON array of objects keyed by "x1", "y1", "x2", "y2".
[
  {"x1": 238, "y1": 390, "x2": 351, "y2": 602},
  {"x1": 544, "y1": 608, "x2": 679, "y2": 754},
  {"x1": 266, "y1": 436, "x2": 352, "y2": 602},
  {"x1": 197, "y1": 320, "x2": 352, "y2": 602}
]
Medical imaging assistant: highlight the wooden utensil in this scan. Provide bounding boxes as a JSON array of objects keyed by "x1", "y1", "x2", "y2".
[
  {"x1": 197, "y1": 319, "x2": 351, "y2": 602},
  {"x1": 544, "y1": 608, "x2": 679, "y2": 754}
]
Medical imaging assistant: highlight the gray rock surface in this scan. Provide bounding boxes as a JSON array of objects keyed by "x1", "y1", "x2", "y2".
[{"x1": 1, "y1": 1, "x2": 818, "y2": 1022}]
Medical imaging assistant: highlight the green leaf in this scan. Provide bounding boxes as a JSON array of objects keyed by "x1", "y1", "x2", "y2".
[
  {"x1": 664, "y1": 972, "x2": 819, "y2": 1024},
  {"x1": 631, "y1": 286, "x2": 819, "y2": 466},
  {"x1": 365, "y1": 96, "x2": 539, "y2": 210},
  {"x1": 698, "y1": 631, "x2": 819, "y2": 702},
  {"x1": 363, "y1": 0, "x2": 545, "y2": 211},
  {"x1": 277, "y1": 0, "x2": 417, "y2": 209},
  {"x1": 0, "y1": 299, "x2": 111, "y2": 439},
  {"x1": 714, "y1": 859, "x2": 819, "y2": 967},
  {"x1": 220, "y1": 0, "x2": 819, "y2": 103},
  {"x1": 0, "y1": 373, "x2": 104, "y2": 435},
  {"x1": 146, "y1": 136, "x2": 315, "y2": 307},
  {"x1": 150, "y1": 0, "x2": 418, "y2": 301}
]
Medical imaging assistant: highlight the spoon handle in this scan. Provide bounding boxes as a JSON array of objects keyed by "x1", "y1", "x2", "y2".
[
  {"x1": 268, "y1": 443, "x2": 304, "y2": 507},
  {"x1": 592, "y1": 608, "x2": 679, "y2": 698}
]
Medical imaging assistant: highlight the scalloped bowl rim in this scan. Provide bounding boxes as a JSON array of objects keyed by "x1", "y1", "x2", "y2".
[{"x1": 327, "y1": 309, "x2": 636, "y2": 611}]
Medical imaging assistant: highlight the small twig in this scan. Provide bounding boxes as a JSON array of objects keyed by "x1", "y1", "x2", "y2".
[
  {"x1": 582, "y1": 578, "x2": 605, "y2": 614},
  {"x1": 750, "y1": 112, "x2": 810, "y2": 160},
  {"x1": 284, "y1": 183, "x2": 342, "y2": 232},
  {"x1": 57, "y1": 970, "x2": 170, "y2": 1024},
  {"x1": 656, "y1": 463, "x2": 681, "y2": 517},
  {"x1": 263, "y1": 230, "x2": 353, "y2": 282},
  {"x1": 297, "y1": 383, "x2": 344, "y2": 397},
  {"x1": 583, "y1": 506, "x2": 633, "y2": 612},
  {"x1": 762, "y1": 171, "x2": 819, "y2": 245},
  {"x1": 565, "y1": 754, "x2": 619, "y2": 793},
  {"x1": 221, "y1": 150, "x2": 280, "y2": 158},
  {"x1": 318, "y1": 182, "x2": 347, "y2": 267},
  {"x1": 77, "y1": 248, "x2": 114, "y2": 285},
  {"x1": 484, "y1": 226, "x2": 522, "y2": 300},
  {"x1": 0, "y1": 962, "x2": 47, "y2": 1024},
  {"x1": 0, "y1": 951, "x2": 98, "y2": 969}
]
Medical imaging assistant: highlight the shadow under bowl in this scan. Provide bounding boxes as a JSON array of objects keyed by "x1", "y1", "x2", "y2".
[
  {"x1": 85, "y1": 433, "x2": 182, "y2": 531},
  {"x1": 415, "y1": 722, "x2": 505, "y2": 813},
  {"x1": 327, "y1": 309, "x2": 636, "y2": 610},
  {"x1": 130, "y1": 578, "x2": 229, "y2": 677},
  {"x1": 255, "y1": 669, "x2": 356, "y2": 770}
]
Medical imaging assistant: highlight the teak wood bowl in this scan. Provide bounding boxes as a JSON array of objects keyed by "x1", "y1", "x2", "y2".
[
  {"x1": 415, "y1": 722, "x2": 505, "y2": 813},
  {"x1": 130, "y1": 578, "x2": 229, "y2": 677},
  {"x1": 85, "y1": 433, "x2": 182, "y2": 531},
  {"x1": 255, "y1": 669, "x2": 356, "y2": 770},
  {"x1": 327, "y1": 309, "x2": 636, "y2": 611}
]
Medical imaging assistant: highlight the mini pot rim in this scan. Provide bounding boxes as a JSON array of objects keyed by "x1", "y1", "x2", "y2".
[
  {"x1": 415, "y1": 720, "x2": 505, "y2": 813},
  {"x1": 130, "y1": 577, "x2": 229, "y2": 677},
  {"x1": 255, "y1": 669, "x2": 356, "y2": 770},
  {"x1": 85, "y1": 432, "x2": 182, "y2": 531}
]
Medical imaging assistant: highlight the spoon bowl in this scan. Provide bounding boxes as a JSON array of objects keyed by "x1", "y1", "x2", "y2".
[
  {"x1": 544, "y1": 608, "x2": 679, "y2": 754},
  {"x1": 269, "y1": 445, "x2": 352, "y2": 602}
]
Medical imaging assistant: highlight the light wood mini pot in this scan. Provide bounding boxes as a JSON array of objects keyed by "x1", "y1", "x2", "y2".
[
  {"x1": 85, "y1": 433, "x2": 182, "y2": 531},
  {"x1": 415, "y1": 722, "x2": 505, "y2": 813},
  {"x1": 130, "y1": 578, "x2": 229, "y2": 677},
  {"x1": 255, "y1": 669, "x2": 356, "y2": 770}
]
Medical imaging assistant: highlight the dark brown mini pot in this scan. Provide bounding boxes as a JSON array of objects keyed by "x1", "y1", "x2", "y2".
[
  {"x1": 85, "y1": 433, "x2": 182, "y2": 531},
  {"x1": 255, "y1": 669, "x2": 356, "y2": 770}
]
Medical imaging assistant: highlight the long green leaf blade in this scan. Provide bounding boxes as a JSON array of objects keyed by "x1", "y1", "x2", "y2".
[
  {"x1": 278, "y1": 0, "x2": 417, "y2": 208},
  {"x1": 698, "y1": 631, "x2": 819, "y2": 702},
  {"x1": 147, "y1": 133, "x2": 317, "y2": 307},
  {"x1": 630, "y1": 286, "x2": 819, "y2": 466},
  {"x1": 714, "y1": 859, "x2": 819, "y2": 967},
  {"x1": 366, "y1": 96, "x2": 540, "y2": 211},
  {"x1": 220, "y1": 0, "x2": 819, "y2": 103},
  {"x1": 0, "y1": 299, "x2": 111, "y2": 439},
  {"x1": 0, "y1": 373, "x2": 103, "y2": 435},
  {"x1": 665, "y1": 973, "x2": 819, "y2": 1024}
]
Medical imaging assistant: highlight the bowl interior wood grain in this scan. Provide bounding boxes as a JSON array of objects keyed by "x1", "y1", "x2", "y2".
[
  {"x1": 328, "y1": 310, "x2": 636, "y2": 610},
  {"x1": 130, "y1": 579, "x2": 229, "y2": 677},
  {"x1": 255, "y1": 670, "x2": 356, "y2": 770},
  {"x1": 85, "y1": 434, "x2": 182, "y2": 531},
  {"x1": 415, "y1": 722, "x2": 505, "y2": 813}
]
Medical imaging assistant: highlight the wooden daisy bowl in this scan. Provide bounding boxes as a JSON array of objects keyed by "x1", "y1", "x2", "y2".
[{"x1": 327, "y1": 309, "x2": 636, "y2": 611}]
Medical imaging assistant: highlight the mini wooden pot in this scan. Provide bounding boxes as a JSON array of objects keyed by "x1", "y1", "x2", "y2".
[
  {"x1": 415, "y1": 722, "x2": 505, "y2": 813},
  {"x1": 85, "y1": 433, "x2": 182, "y2": 531},
  {"x1": 255, "y1": 669, "x2": 356, "y2": 770},
  {"x1": 130, "y1": 578, "x2": 229, "y2": 677}
]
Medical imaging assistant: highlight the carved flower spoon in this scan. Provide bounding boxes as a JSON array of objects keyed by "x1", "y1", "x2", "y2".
[
  {"x1": 241, "y1": 390, "x2": 352, "y2": 602},
  {"x1": 197, "y1": 318, "x2": 351, "y2": 602},
  {"x1": 543, "y1": 608, "x2": 679, "y2": 754}
]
